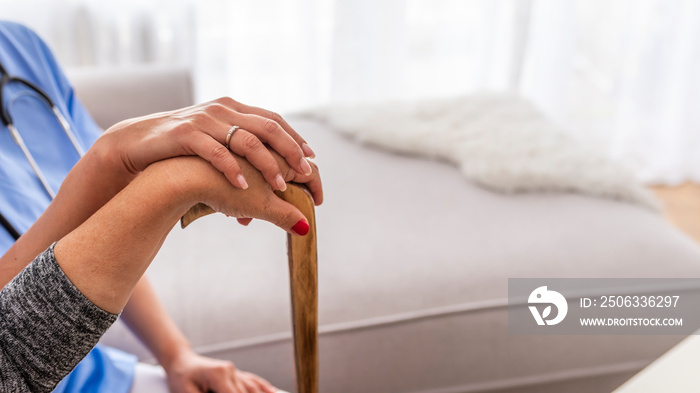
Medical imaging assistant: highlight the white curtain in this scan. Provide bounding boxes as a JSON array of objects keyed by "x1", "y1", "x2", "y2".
[
  {"x1": 0, "y1": 0, "x2": 195, "y2": 66},
  {"x1": 519, "y1": 0, "x2": 700, "y2": 184},
  {"x1": 2, "y1": 0, "x2": 698, "y2": 184}
]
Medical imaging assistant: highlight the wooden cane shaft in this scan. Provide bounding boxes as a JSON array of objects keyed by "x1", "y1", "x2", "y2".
[
  {"x1": 180, "y1": 183, "x2": 319, "y2": 393},
  {"x1": 275, "y1": 184, "x2": 319, "y2": 393}
]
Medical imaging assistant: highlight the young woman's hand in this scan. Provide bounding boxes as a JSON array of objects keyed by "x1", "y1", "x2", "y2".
[
  {"x1": 98, "y1": 97, "x2": 316, "y2": 192},
  {"x1": 163, "y1": 350, "x2": 278, "y2": 393}
]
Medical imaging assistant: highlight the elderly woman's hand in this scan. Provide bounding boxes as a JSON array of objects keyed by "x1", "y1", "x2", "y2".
[
  {"x1": 161, "y1": 144, "x2": 321, "y2": 235},
  {"x1": 99, "y1": 97, "x2": 316, "y2": 192}
]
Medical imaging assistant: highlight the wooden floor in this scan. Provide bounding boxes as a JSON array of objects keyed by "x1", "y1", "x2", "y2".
[{"x1": 650, "y1": 183, "x2": 700, "y2": 244}]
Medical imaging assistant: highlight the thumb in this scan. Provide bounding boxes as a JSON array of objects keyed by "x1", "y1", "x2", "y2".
[{"x1": 263, "y1": 197, "x2": 310, "y2": 236}]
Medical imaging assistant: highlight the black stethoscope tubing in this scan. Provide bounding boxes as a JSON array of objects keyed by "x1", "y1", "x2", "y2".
[
  {"x1": 0, "y1": 60, "x2": 85, "y2": 241},
  {"x1": 0, "y1": 211, "x2": 20, "y2": 240},
  {"x1": 0, "y1": 61, "x2": 55, "y2": 127},
  {"x1": 0, "y1": 61, "x2": 38, "y2": 240}
]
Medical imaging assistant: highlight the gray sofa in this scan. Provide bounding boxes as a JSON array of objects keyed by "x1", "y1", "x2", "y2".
[{"x1": 68, "y1": 66, "x2": 700, "y2": 393}]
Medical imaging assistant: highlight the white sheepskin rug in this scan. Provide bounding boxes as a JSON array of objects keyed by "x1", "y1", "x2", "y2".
[{"x1": 298, "y1": 94, "x2": 659, "y2": 211}]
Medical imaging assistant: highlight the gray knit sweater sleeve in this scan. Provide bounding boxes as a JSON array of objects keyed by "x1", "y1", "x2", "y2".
[{"x1": 0, "y1": 243, "x2": 119, "y2": 392}]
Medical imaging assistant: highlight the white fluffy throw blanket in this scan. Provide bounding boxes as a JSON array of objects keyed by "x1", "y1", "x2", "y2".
[{"x1": 299, "y1": 94, "x2": 659, "y2": 211}]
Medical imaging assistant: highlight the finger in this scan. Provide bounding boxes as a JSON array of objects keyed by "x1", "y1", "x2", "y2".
[
  {"x1": 303, "y1": 161, "x2": 323, "y2": 206},
  {"x1": 262, "y1": 196, "x2": 309, "y2": 236},
  {"x1": 237, "y1": 218, "x2": 253, "y2": 226},
  {"x1": 256, "y1": 380, "x2": 277, "y2": 393},
  {"x1": 234, "y1": 114, "x2": 311, "y2": 176},
  {"x1": 228, "y1": 129, "x2": 286, "y2": 191},
  {"x1": 235, "y1": 379, "x2": 248, "y2": 393},
  {"x1": 271, "y1": 151, "x2": 323, "y2": 206},
  {"x1": 239, "y1": 376, "x2": 262, "y2": 393},
  {"x1": 243, "y1": 373, "x2": 277, "y2": 393},
  {"x1": 290, "y1": 167, "x2": 323, "y2": 206},
  {"x1": 209, "y1": 376, "x2": 239, "y2": 393},
  {"x1": 178, "y1": 381, "x2": 202, "y2": 393},
  {"x1": 189, "y1": 133, "x2": 248, "y2": 189},
  {"x1": 220, "y1": 98, "x2": 315, "y2": 158},
  {"x1": 199, "y1": 99, "x2": 310, "y2": 175}
]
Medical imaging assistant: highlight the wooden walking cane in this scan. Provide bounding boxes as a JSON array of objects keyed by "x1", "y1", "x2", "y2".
[{"x1": 180, "y1": 183, "x2": 319, "y2": 393}]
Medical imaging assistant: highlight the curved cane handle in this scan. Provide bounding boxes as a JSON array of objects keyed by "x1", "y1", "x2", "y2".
[{"x1": 181, "y1": 202, "x2": 215, "y2": 228}]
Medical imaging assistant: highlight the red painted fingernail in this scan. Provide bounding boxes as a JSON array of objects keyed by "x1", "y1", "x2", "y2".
[{"x1": 291, "y1": 219, "x2": 309, "y2": 236}]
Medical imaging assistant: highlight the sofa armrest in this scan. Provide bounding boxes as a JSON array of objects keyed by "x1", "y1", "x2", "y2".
[{"x1": 66, "y1": 65, "x2": 194, "y2": 129}]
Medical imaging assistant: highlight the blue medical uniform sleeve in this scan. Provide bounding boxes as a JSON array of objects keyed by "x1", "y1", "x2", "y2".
[{"x1": 52, "y1": 345, "x2": 137, "y2": 393}]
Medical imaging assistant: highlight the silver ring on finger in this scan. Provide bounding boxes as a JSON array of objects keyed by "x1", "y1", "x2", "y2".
[{"x1": 225, "y1": 125, "x2": 240, "y2": 150}]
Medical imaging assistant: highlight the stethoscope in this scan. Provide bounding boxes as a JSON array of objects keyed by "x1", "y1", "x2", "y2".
[{"x1": 0, "y1": 60, "x2": 86, "y2": 240}]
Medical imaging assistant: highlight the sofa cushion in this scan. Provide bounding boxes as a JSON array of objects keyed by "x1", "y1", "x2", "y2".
[{"x1": 102, "y1": 118, "x2": 700, "y2": 392}]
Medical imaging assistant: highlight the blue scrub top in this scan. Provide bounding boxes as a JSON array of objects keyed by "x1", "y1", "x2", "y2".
[{"x1": 0, "y1": 21, "x2": 136, "y2": 392}]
